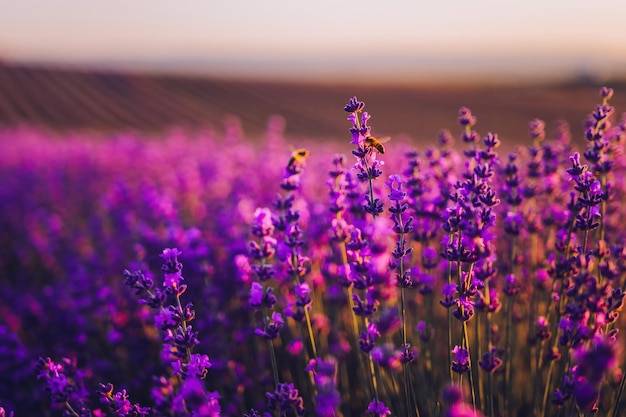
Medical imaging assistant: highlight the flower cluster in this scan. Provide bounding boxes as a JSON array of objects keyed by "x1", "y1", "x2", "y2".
[
  {"x1": 98, "y1": 383, "x2": 150, "y2": 417},
  {"x1": 36, "y1": 357, "x2": 92, "y2": 417},
  {"x1": 5, "y1": 87, "x2": 624, "y2": 417},
  {"x1": 123, "y1": 248, "x2": 215, "y2": 415},
  {"x1": 265, "y1": 383, "x2": 306, "y2": 417}
]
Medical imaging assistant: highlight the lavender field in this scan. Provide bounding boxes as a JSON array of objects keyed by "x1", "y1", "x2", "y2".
[{"x1": 1, "y1": 85, "x2": 625, "y2": 417}]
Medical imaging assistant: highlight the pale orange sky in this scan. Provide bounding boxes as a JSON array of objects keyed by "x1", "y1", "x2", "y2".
[{"x1": 1, "y1": 0, "x2": 625, "y2": 82}]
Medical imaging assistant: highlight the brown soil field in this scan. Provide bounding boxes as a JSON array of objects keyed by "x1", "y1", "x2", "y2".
[{"x1": 1, "y1": 62, "x2": 625, "y2": 150}]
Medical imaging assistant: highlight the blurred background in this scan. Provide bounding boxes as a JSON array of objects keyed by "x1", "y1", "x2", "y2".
[{"x1": 1, "y1": 0, "x2": 626, "y2": 145}]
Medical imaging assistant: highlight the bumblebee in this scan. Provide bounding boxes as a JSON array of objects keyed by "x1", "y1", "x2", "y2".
[
  {"x1": 364, "y1": 136, "x2": 391, "y2": 154},
  {"x1": 287, "y1": 148, "x2": 310, "y2": 171}
]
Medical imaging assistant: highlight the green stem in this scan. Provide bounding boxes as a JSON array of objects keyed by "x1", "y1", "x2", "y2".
[
  {"x1": 268, "y1": 338, "x2": 280, "y2": 388},
  {"x1": 446, "y1": 234, "x2": 455, "y2": 382},
  {"x1": 303, "y1": 306, "x2": 318, "y2": 359},
  {"x1": 290, "y1": 248, "x2": 318, "y2": 360},
  {"x1": 364, "y1": 316, "x2": 381, "y2": 404},
  {"x1": 401, "y1": 287, "x2": 413, "y2": 417},
  {"x1": 64, "y1": 402, "x2": 81, "y2": 417},
  {"x1": 475, "y1": 313, "x2": 484, "y2": 412},
  {"x1": 611, "y1": 366, "x2": 626, "y2": 417},
  {"x1": 261, "y1": 302, "x2": 280, "y2": 388},
  {"x1": 505, "y1": 295, "x2": 513, "y2": 416},
  {"x1": 483, "y1": 278, "x2": 495, "y2": 417},
  {"x1": 533, "y1": 337, "x2": 546, "y2": 416},
  {"x1": 461, "y1": 320, "x2": 477, "y2": 412}
]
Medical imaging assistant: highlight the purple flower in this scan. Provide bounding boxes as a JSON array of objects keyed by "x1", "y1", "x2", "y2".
[
  {"x1": 439, "y1": 129, "x2": 455, "y2": 147},
  {"x1": 366, "y1": 399, "x2": 391, "y2": 417},
  {"x1": 330, "y1": 217, "x2": 351, "y2": 243},
  {"x1": 503, "y1": 211, "x2": 523, "y2": 235},
  {"x1": 458, "y1": 107, "x2": 477, "y2": 128},
  {"x1": 248, "y1": 282, "x2": 264, "y2": 309},
  {"x1": 359, "y1": 322, "x2": 380, "y2": 353},
  {"x1": 252, "y1": 284, "x2": 277, "y2": 312},
  {"x1": 440, "y1": 283, "x2": 458, "y2": 308},
  {"x1": 567, "y1": 152, "x2": 587, "y2": 177},
  {"x1": 400, "y1": 343, "x2": 417, "y2": 364},
  {"x1": 307, "y1": 357, "x2": 341, "y2": 417},
  {"x1": 376, "y1": 307, "x2": 401, "y2": 336},
  {"x1": 572, "y1": 378, "x2": 597, "y2": 413},
  {"x1": 452, "y1": 294, "x2": 475, "y2": 322},
  {"x1": 441, "y1": 384, "x2": 464, "y2": 404},
  {"x1": 529, "y1": 118, "x2": 546, "y2": 142},
  {"x1": 37, "y1": 357, "x2": 90, "y2": 413},
  {"x1": 344, "y1": 96, "x2": 365, "y2": 113},
  {"x1": 478, "y1": 347, "x2": 503, "y2": 373},
  {"x1": 160, "y1": 248, "x2": 184, "y2": 290},
  {"x1": 386, "y1": 174, "x2": 407, "y2": 201},
  {"x1": 451, "y1": 345, "x2": 470, "y2": 374},
  {"x1": 416, "y1": 320, "x2": 434, "y2": 343},
  {"x1": 422, "y1": 246, "x2": 440, "y2": 269},
  {"x1": 186, "y1": 353, "x2": 212, "y2": 379},
  {"x1": 346, "y1": 111, "x2": 372, "y2": 147},
  {"x1": 475, "y1": 287, "x2": 501, "y2": 313},
  {"x1": 352, "y1": 288, "x2": 378, "y2": 318},
  {"x1": 172, "y1": 378, "x2": 221, "y2": 417},
  {"x1": 122, "y1": 268, "x2": 154, "y2": 295},
  {"x1": 371, "y1": 344, "x2": 403, "y2": 371},
  {"x1": 573, "y1": 334, "x2": 618, "y2": 384},
  {"x1": 266, "y1": 383, "x2": 306, "y2": 417},
  {"x1": 254, "y1": 311, "x2": 284, "y2": 340},
  {"x1": 295, "y1": 282, "x2": 310, "y2": 300},
  {"x1": 441, "y1": 384, "x2": 485, "y2": 417},
  {"x1": 99, "y1": 383, "x2": 150, "y2": 417},
  {"x1": 252, "y1": 207, "x2": 275, "y2": 237},
  {"x1": 502, "y1": 273, "x2": 520, "y2": 296},
  {"x1": 600, "y1": 86, "x2": 614, "y2": 100},
  {"x1": 445, "y1": 403, "x2": 484, "y2": 417},
  {"x1": 154, "y1": 308, "x2": 177, "y2": 329}
]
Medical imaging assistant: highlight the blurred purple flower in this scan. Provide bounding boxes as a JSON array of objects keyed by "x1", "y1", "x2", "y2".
[
  {"x1": 252, "y1": 207, "x2": 275, "y2": 238},
  {"x1": 307, "y1": 357, "x2": 341, "y2": 417},
  {"x1": 366, "y1": 399, "x2": 391, "y2": 417}
]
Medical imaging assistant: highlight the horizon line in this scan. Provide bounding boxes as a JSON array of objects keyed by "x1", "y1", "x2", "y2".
[{"x1": 4, "y1": 54, "x2": 626, "y2": 88}]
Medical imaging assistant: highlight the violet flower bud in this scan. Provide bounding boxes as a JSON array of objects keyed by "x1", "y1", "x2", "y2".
[
  {"x1": 252, "y1": 207, "x2": 275, "y2": 237},
  {"x1": 458, "y1": 107, "x2": 477, "y2": 127},
  {"x1": 254, "y1": 311, "x2": 284, "y2": 340},
  {"x1": 98, "y1": 383, "x2": 150, "y2": 417},
  {"x1": 529, "y1": 118, "x2": 546, "y2": 142},
  {"x1": 266, "y1": 383, "x2": 306, "y2": 417},
  {"x1": 451, "y1": 345, "x2": 470, "y2": 374},
  {"x1": 344, "y1": 96, "x2": 365, "y2": 113},
  {"x1": 359, "y1": 322, "x2": 380, "y2": 353},
  {"x1": 440, "y1": 283, "x2": 457, "y2": 308},
  {"x1": 478, "y1": 347, "x2": 503, "y2": 373}
]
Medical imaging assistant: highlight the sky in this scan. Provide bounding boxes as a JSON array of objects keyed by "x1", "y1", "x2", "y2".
[{"x1": 1, "y1": 0, "x2": 626, "y2": 83}]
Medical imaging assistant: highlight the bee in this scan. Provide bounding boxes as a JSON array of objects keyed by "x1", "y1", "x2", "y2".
[
  {"x1": 287, "y1": 148, "x2": 310, "y2": 171},
  {"x1": 364, "y1": 136, "x2": 391, "y2": 154}
]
